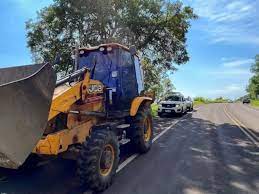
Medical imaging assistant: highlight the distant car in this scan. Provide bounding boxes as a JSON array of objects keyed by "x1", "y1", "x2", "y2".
[
  {"x1": 185, "y1": 97, "x2": 193, "y2": 111},
  {"x1": 242, "y1": 98, "x2": 250, "y2": 104},
  {"x1": 158, "y1": 93, "x2": 187, "y2": 117}
]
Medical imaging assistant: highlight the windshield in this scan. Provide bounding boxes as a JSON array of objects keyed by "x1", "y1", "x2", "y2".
[
  {"x1": 78, "y1": 48, "x2": 119, "y2": 87},
  {"x1": 165, "y1": 95, "x2": 181, "y2": 101}
]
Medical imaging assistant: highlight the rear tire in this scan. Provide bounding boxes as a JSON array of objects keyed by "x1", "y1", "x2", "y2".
[
  {"x1": 77, "y1": 130, "x2": 119, "y2": 192},
  {"x1": 130, "y1": 105, "x2": 153, "y2": 153}
]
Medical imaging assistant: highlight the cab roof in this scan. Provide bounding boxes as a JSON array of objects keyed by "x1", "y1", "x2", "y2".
[{"x1": 79, "y1": 43, "x2": 131, "y2": 53}]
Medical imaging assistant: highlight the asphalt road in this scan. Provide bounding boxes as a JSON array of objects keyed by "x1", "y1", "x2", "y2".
[
  {"x1": 227, "y1": 103, "x2": 259, "y2": 136},
  {"x1": 1, "y1": 103, "x2": 259, "y2": 194},
  {"x1": 104, "y1": 103, "x2": 259, "y2": 194}
]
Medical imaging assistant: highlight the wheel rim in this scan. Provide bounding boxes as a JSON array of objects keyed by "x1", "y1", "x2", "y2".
[
  {"x1": 143, "y1": 117, "x2": 152, "y2": 142},
  {"x1": 99, "y1": 144, "x2": 115, "y2": 176}
]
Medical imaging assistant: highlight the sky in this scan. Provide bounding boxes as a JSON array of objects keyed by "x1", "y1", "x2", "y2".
[
  {"x1": 0, "y1": 0, "x2": 53, "y2": 67},
  {"x1": 0, "y1": 0, "x2": 258, "y2": 100},
  {"x1": 172, "y1": 0, "x2": 259, "y2": 99}
]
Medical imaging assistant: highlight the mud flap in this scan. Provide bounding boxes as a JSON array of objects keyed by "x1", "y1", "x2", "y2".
[{"x1": 0, "y1": 63, "x2": 56, "y2": 169}]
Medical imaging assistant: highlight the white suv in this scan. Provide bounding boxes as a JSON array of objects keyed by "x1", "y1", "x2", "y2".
[
  {"x1": 158, "y1": 93, "x2": 187, "y2": 117},
  {"x1": 185, "y1": 96, "x2": 193, "y2": 111}
]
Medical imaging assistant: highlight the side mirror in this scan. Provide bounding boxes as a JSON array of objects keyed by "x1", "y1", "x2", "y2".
[{"x1": 129, "y1": 45, "x2": 137, "y2": 56}]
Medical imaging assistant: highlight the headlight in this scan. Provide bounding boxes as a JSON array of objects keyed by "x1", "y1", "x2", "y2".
[{"x1": 175, "y1": 104, "x2": 180, "y2": 107}]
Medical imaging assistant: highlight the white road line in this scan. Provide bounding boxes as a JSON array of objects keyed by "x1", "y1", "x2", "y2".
[
  {"x1": 116, "y1": 154, "x2": 138, "y2": 173},
  {"x1": 116, "y1": 112, "x2": 192, "y2": 173},
  {"x1": 152, "y1": 120, "x2": 178, "y2": 142}
]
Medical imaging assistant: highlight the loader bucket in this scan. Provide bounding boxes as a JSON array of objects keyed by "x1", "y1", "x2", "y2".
[{"x1": 0, "y1": 63, "x2": 56, "y2": 169}]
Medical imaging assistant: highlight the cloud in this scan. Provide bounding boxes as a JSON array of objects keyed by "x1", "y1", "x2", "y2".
[
  {"x1": 185, "y1": 0, "x2": 259, "y2": 45},
  {"x1": 210, "y1": 58, "x2": 253, "y2": 76},
  {"x1": 211, "y1": 84, "x2": 242, "y2": 94},
  {"x1": 210, "y1": 69, "x2": 251, "y2": 76},
  {"x1": 222, "y1": 59, "x2": 254, "y2": 67},
  {"x1": 207, "y1": 84, "x2": 246, "y2": 99}
]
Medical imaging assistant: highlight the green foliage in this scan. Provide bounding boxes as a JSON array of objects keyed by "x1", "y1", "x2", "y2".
[
  {"x1": 193, "y1": 97, "x2": 208, "y2": 103},
  {"x1": 26, "y1": 0, "x2": 197, "y2": 89},
  {"x1": 137, "y1": 52, "x2": 175, "y2": 100},
  {"x1": 213, "y1": 97, "x2": 229, "y2": 103},
  {"x1": 193, "y1": 100, "x2": 206, "y2": 106},
  {"x1": 251, "y1": 55, "x2": 259, "y2": 74},
  {"x1": 247, "y1": 75, "x2": 259, "y2": 99},
  {"x1": 247, "y1": 55, "x2": 259, "y2": 99},
  {"x1": 193, "y1": 96, "x2": 229, "y2": 106},
  {"x1": 251, "y1": 100, "x2": 259, "y2": 107},
  {"x1": 193, "y1": 97, "x2": 209, "y2": 106},
  {"x1": 151, "y1": 103, "x2": 159, "y2": 116},
  {"x1": 158, "y1": 77, "x2": 176, "y2": 100}
]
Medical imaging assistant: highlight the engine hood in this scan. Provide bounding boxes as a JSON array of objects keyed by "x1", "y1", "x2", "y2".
[{"x1": 160, "y1": 101, "x2": 181, "y2": 104}]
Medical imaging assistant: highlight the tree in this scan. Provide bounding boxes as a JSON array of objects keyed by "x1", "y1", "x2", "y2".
[
  {"x1": 26, "y1": 0, "x2": 197, "y2": 90},
  {"x1": 159, "y1": 78, "x2": 175, "y2": 99},
  {"x1": 26, "y1": 0, "x2": 197, "y2": 97},
  {"x1": 141, "y1": 59, "x2": 175, "y2": 100},
  {"x1": 251, "y1": 55, "x2": 259, "y2": 74},
  {"x1": 247, "y1": 75, "x2": 259, "y2": 99},
  {"x1": 247, "y1": 55, "x2": 259, "y2": 99}
]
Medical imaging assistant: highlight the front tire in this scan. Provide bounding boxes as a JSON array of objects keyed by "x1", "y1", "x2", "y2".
[
  {"x1": 77, "y1": 130, "x2": 119, "y2": 192},
  {"x1": 130, "y1": 105, "x2": 153, "y2": 153}
]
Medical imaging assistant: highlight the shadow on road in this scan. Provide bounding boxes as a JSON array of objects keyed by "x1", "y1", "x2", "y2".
[
  {"x1": 172, "y1": 115, "x2": 259, "y2": 194},
  {"x1": 0, "y1": 113, "x2": 259, "y2": 194},
  {"x1": 104, "y1": 113, "x2": 259, "y2": 194},
  {"x1": 0, "y1": 116, "x2": 175, "y2": 194}
]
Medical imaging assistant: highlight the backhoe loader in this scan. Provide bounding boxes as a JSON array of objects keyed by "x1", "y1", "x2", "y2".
[{"x1": 0, "y1": 43, "x2": 154, "y2": 192}]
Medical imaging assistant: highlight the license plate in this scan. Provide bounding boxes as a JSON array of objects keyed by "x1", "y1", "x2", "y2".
[{"x1": 165, "y1": 110, "x2": 171, "y2": 113}]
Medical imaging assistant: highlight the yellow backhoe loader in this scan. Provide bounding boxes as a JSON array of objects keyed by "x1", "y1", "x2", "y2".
[{"x1": 0, "y1": 43, "x2": 154, "y2": 192}]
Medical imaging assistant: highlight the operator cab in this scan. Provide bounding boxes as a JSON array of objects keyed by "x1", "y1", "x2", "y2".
[{"x1": 78, "y1": 43, "x2": 144, "y2": 115}]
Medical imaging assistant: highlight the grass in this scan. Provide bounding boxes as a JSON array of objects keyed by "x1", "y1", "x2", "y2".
[
  {"x1": 151, "y1": 103, "x2": 158, "y2": 116},
  {"x1": 193, "y1": 97, "x2": 229, "y2": 107},
  {"x1": 193, "y1": 100, "x2": 206, "y2": 107},
  {"x1": 251, "y1": 100, "x2": 259, "y2": 107}
]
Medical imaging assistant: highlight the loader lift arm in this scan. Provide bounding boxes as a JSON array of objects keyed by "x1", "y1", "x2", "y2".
[
  {"x1": 0, "y1": 64, "x2": 96, "y2": 168},
  {"x1": 33, "y1": 67, "x2": 105, "y2": 156},
  {"x1": 48, "y1": 67, "x2": 90, "y2": 121}
]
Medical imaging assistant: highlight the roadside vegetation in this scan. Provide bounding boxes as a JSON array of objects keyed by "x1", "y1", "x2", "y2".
[
  {"x1": 251, "y1": 100, "x2": 259, "y2": 107},
  {"x1": 245, "y1": 55, "x2": 259, "y2": 108},
  {"x1": 151, "y1": 104, "x2": 159, "y2": 117},
  {"x1": 193, "y1": 97, "x2": 229, "y2": 106}
]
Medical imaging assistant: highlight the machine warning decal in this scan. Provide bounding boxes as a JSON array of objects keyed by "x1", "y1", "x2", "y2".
[{"x1": 87, "y1": 84, "x2": 103, "y2": 94}]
